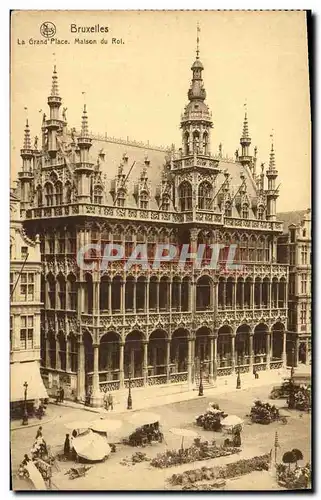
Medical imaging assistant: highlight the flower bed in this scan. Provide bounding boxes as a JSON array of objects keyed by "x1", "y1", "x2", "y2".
[
  {"x1": 196, "y1": 409, "x2": 228, "y2": 431},
  {"x1": 151, "y1": 439, "x2": 240, "y2": 469},
  {"x1": 276, "y1": 463, "x2": 311, "y2": 489},
  {"x1": 288, "y1": 386, "x2": 311, "y2": 412},
  {"x1": 250, "y1": 400, "x2": 280, "y2": 424},
  {"x1": 169, "y1": 454, "x2": 271, "y2": 486}
]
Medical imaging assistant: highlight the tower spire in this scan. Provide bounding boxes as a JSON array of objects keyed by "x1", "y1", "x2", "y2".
[
  {"x1": 239, "y1": 102, "x2": 251, "y2": 166},
  {"x1": 81, "y1": 104, "x2": 89, "y2": 137},
  {"x1": 51, "y1": 65, "x2": 59, "y2": 97},
  {"x1": 269, "y1": 133, "x2": 275, "y2": 169},
  {"x1": 23, "y1": 119, "x2": 31, "y2": 150},
  {"x1": 196, "y1": 23, "x2": 200, "y2": 59}
]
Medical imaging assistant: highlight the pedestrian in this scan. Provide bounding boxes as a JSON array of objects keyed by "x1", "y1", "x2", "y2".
[
  {"x1": 64, "y1": 433, "x2": 71, "y2": 458},
  {"x1": 60, "y1": 386, "x2": 65, "y2": 403},
  {"x1": 35, "y1": 426, "x2": 43, "y2": 439},
  {"x1": 107, "y1": 393, "x2": 113, "y2": 411}
]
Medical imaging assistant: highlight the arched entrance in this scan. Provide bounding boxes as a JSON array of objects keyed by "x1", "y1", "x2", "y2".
[
  {"x1": 235, "y1": 324, "x2": 250, "y2": 368},
  {"x1": 272, "y1": 322, "x2": 284, "y2": 361},
  {"x1": 170, "y1": 329, "x2": 188, "y2": 377},
  {"x1": 195, "y1": 327, "x2": 211, "y2": 381},
  {"x1": 148, "y1": 329, "x2": 167, "y2": 382},
  {"x1": 253, "y1": 323, "x2": 268, "y2": 365},
  {"x1": 124, "y1": 330, "x2": 144, "y2": 383},
  {"x1": 217, "y1": 325, "x2": 232, "y2": 369},
  {"x1": 99, "y1": 332, "x2": 120, "y2": 385}
]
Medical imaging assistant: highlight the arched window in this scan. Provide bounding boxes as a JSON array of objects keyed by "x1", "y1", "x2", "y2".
[
  {"x1": 93, "y1": 186, "x2": 103, "y2": 204},
  {"x1": 178, "y1": 181, "x2": 192, "y2": 211},
  {"x1": 65, "y1": 182, "x2": 72, "y2": 204},
  {"x1": 193, "y1": 130, "x2": 200, "y2": 153},
  {"x1": 139, "y1": 190, "x2": 149, "y2": 209},
  {"x1": 257, "y1": 236, "x2": 264, "y2": 262},
  {"x1": 225, "y1": 201, "x2": 232, "y2": 217},
  {"x1": 45, "y1": 183, "x2": 54, "y2": 206},
  {"x1": 36, "y1": 186, "x2": 43, "y2": 206},
  {"x1": 203, "y1": 131, "x2": 209, "y2": 155},
  {"x1": 55, "y1": 181, "x2": 63, "y2": 205},
  {"x1": 161, "y1": 194, "x2": 170, "y2": 212},
  {"x1": 198, "y1": 181, "x2": 212, "y2": 210},
  {"x1": 242, "y1": 203, "x2": 249, "y2": 219},
  {"x1": 257, "y1": 205, "x2": 265, "y2": 220},
  {"x1": 248, "y1": 235, "x2": 256, "y2": 262},
  {"x1": 117, "y1": 188, "x2": 126, "y2": 207},
  {"x1": 184, "y1": 132, "x2": 189, "y2": 155}
]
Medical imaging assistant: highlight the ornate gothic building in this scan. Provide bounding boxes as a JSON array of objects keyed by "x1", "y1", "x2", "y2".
[{"x1": 16, "y1": 44, "x2": 289, "y2": 406}]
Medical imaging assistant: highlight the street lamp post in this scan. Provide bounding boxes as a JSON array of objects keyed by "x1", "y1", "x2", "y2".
[
  {"x1": 236, "y1": 366, "x2": 241, "y2": 389},
  {"x1": 198, "y1": 361, "x2": 204, "y2": 396},
  {"x1": 291, "y1": 346, "x2": 295, "y2": 379},
  {"x1": 127, "y1": 368, "x2": 133, "y2": 410},
  {"x1": 22, "y1": 381, "x2": 28, "y2": 425}
]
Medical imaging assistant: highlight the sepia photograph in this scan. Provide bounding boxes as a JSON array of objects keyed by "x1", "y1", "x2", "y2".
[{"x1": 10, "y1": 10, "x2": 311, "y2": 491}]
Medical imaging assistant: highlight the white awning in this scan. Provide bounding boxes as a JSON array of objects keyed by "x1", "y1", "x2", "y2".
[{"x1": 10, "y1": 361, "x2": 48, "y2": 402}]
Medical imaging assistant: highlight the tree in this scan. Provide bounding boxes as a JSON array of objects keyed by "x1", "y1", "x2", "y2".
[
  {"x1": 282, "y1": 451, "x2": 296, "y2": 471},
  {"x1": 291, "y1": 449, "x2": 304, "y2": 467}
]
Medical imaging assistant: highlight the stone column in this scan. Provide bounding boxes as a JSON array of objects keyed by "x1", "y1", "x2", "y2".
[
  {"x1": 120, "y1": 280, "x2": 125, "y2": 314},
  {"x1": 249, "y1": 332, "x2": 254, "y2": 373},
  {"x1": 91, "y1": 344, "x2": 102, "y2": 407},
  {"x1": 178, "y1": 281, "x2": 182, "y2": 312},
  {"x1": 282, "y1": 331, "x2": 287, "y2": 367},
  {"x1": 259, "y1": 281, "x2": 263, "y2": 309},
  {"x1": 231, "y1": 334, "x2": 236, "y2": 371},
  {"x1": 66, "y1": 335, "x2": 71, "y2": 372},
  {"x1": 45, "y1": 334, "x2": 50, "y2": 368},
  {"x1": 222, "y1": 281, "x2": 226, "y2": 309},
  {"x1": 143, "y1": 340, "x2": 148, "y2": 385},
  {"x1": 108, "y1": 281, "x2": 112, "y2": 314},
  {"x1": 77, "y1": 340, "x2": 85, "y2": 401},
  {"x1": 187, "y1": 338, "x2": 193, "y2": 389},
  {"x1": 156, "y1": 281, "x2": 160, "y2": 313},
  {"x1": 268, "y1": 281, "x2": 272, "y2": 309},
  {"x1": 166, "y1": 339, "x2": 171, "y2": 383},
  {"x1": 209, "y1": 335, "x2": 214, "y2": 383},
  {"x1": 213, "y1": 334, "x2": 218, "y2": 380},
  {"x1": 133, "y1": 281, "x2": 137, "y2": 313},
  {"x1": 233, "y1": 280, "x2": 237, "y2": 310},
  {"x1": 119, "y1": 342, "x2": 125, "y2": 389},
  {"x1": 266, "y1": 331, "x2": 271, "y2": 369},
  {"x1": 55, "y1": 336, "x2": 60, "y2": 370},
  {"x1": 146, "y1": 279, "x2": 150, "y2": 313},
  {"x1": 250, "y1": 280, "x2": 254, "y2": 310},
  {"x1": 240, "y1": 280, "x2": 244, "y2": 309}
]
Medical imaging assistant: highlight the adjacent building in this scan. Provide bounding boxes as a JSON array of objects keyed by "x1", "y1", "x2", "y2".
[
  {"x1": 10, "y1": 190, "x2": 47, "y2": 413},
  {"x1": 277, "y1": 209, "x2": 312, "y2": 367},
  {"x1": 14, "y1": 41, "x2": 289, "y2": 406}
]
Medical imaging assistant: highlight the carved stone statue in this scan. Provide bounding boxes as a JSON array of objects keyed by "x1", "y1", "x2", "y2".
[
  {"x1": 34, "y1": 136, "x2": 38, "y2": 150},
  {"x1": 62, "y1": 107, "x2": 67, "y2": 121}
]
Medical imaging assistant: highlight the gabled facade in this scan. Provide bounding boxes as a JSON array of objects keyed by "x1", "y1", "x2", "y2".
[{"x1": 14, "y1": 37, "x2": 289, "y2": 406}]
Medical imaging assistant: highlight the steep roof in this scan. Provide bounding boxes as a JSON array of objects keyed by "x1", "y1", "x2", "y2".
[{"x1": 277, "y1": 210, "x2": 309, "y2": 233}]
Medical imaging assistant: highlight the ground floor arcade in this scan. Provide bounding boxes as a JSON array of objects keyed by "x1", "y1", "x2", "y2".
[{"x1": 41, "y1": 321, "x2": 288, "y2": 405}]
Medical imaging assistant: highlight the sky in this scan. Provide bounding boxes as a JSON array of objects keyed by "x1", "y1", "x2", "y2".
[{"x1": 11, "y1": 10, "x2": 311, "y2": 211}]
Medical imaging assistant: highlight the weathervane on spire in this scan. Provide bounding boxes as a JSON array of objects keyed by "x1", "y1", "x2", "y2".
[{"x1": 196, "y1": 23, "x2": 200, "y2": 59}]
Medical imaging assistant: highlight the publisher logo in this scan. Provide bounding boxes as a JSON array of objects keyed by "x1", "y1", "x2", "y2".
[{"x1": 40, "y1": 22, "x2": 56, "y2": 39}]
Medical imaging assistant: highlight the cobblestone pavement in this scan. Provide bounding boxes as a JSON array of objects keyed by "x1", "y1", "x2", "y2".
[{"x1": 11, "y1": 382, "x2": 311, "y2": 491}]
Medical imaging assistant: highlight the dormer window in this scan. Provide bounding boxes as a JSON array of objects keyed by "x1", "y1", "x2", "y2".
[
  {"x1": 257, "y1": 205, "x2": 264, "y2": 220},
  {"x1": 198, "y1": 181, "x2": 212, "y2": 210},
  {"x1": 225, "y1": 201, "x2": 232, "y2": 217},
  {"x1": 161, "y1": 194, "x2": 170, "y2": 212},
  {"x1": 93, "y1": 186, "x2": 103, "y2": 205},
  {"x1": 242, "y1": 203, "x2": 249, "y2": 219},
  {"x1": 116, "y1": 189, "x2": 126, "y2": 207},
  {"x1": 139, "y1": 191, "x2": 149, "y2": 209}
]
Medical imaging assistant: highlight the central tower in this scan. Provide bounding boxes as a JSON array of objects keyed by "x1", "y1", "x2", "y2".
[{"x1": 181, "y1": 27, "x2": 213, "y2": 157}]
